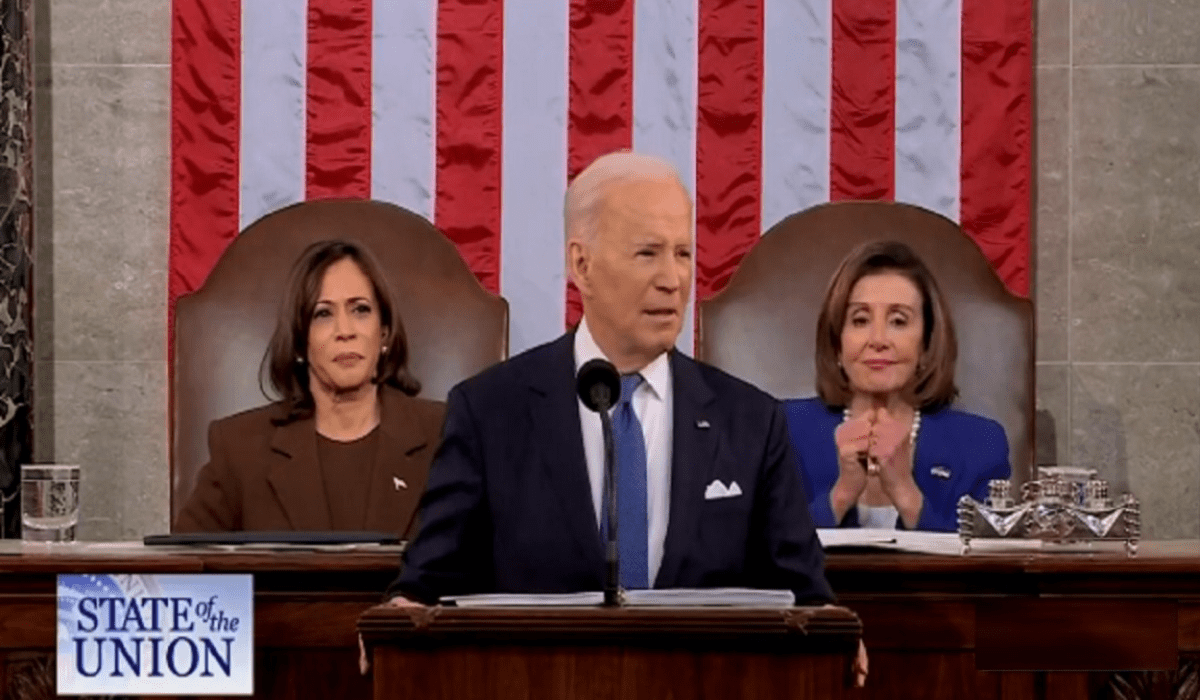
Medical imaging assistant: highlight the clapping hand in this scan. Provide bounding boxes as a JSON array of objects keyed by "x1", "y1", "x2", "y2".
[
  {"x1": 830, "y1": 412, "x2": 873, "y2": 519},
  {"x1": 831, "y1": 407, "x2": 924, "y2": 527},
  {"x1": 866, "y1": 406, "x2": 924, "y2": 527},
  {"x1": 867, "y1": 407, "x2": 909, "y2": 486}
]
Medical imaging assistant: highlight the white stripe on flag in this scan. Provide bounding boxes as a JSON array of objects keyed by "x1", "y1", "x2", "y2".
[
  {"x1": 371, "y1": 0, "x2": 437, "y2": 220},
  {"x1": 240, "y1": 0, "x2": 307, "y2": 230},
  {"x1": 761, "y1": 0, "x2": 832, "y2": 232},
  {"x1": 500, "y1": 0, "x2": 569, "y2": 354},
  {"x1": 633, "y1": 0, "x2": 698, "y2": 355},
  {"x1": 894, "y1": 0, "x2": 961, "y2": 221}
]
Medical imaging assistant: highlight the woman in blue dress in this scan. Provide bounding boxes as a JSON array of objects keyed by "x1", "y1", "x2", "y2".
[{"x1": 784, "y1": 240, "x2": 1010, "y2": 532}]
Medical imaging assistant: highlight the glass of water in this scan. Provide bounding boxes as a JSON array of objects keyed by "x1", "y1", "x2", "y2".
[{"x1": 21, "y1": 465, "x2": 80, "y2": 542}]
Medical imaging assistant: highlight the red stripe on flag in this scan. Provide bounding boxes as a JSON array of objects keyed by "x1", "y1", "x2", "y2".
[
  {"x1": 695, "y1": 0, "x2": 764, "y2": 302},
  {"x1": 960, "y1": 0, "x2": 1033, "y2": 296},
  {"x1": 306, "y1": 0, "x2": 373, "y2": 199},
  {"x1": 565, "y1": 0, "x2": 635, "y2": 328},
  {"x1": 829, "y1": 0, "x2": 896, "y2": 200},
  {"x1": 169, "y1": 0, "x2": 241, "y2": 319},
  {"x1": 169, "y1": 0, "x2": 240, "y2": 469},
  {"x1": 435, "y1": 0, "x2": 504, "y2": 294}
]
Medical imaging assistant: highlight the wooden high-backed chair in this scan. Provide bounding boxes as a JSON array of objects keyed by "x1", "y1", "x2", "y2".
[
  {"x1": 698, "y1": 201, "x2": 1034, "y2": 483},
  {"x1": 171, "y1": 200, "x2": 508, "y2": 524}
]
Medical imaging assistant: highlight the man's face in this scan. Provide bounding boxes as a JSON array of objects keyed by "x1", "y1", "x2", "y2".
[{"x1": 570, "y1": 178, "x2": 693, "y2": 372}]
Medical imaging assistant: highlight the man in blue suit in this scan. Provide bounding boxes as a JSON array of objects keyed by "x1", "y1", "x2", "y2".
[{"x1": 387, "y1": 152, "x2": 833, "y2": 606}]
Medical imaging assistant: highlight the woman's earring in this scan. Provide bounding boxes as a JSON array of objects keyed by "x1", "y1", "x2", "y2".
[
  {"x1": 296, "y1": 355, "x2": 305, "y2": 364},
  {"x1": 381, "y1": 345, "x2": 388, "y2": 354}
]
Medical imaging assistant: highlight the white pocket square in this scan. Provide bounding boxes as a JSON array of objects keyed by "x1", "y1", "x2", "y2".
[{"x1": 704, "y1": 479, "x2": 743, "y2": 500}]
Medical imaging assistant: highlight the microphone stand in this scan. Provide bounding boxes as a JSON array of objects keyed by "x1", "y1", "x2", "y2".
[
  {"x1": 599, "y1": 408, "x2": 620, "y2": 607},
  {"x1": 579, "y1": 359, "x2": 622, "y2": 608}
]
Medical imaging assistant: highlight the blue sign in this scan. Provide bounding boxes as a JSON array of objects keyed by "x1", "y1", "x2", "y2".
[{"x1": 57, "y1": 574, "x2": 254, "y2": 696}]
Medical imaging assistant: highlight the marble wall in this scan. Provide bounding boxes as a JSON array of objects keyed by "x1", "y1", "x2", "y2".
[
  {"x1": 1034, "y1": 0, "x2": 1200, "y2": 540},
  {"x1": 32, "y1": 0, "x2": 169, "y2": 540},
  {"x1": 30, "y1": 0, "x2": 1200, "y2": 539}
]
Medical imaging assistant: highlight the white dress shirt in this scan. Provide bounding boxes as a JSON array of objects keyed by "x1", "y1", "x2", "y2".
[{"x1": 575, "y1": 317, "x2": 673, "y2": 585}]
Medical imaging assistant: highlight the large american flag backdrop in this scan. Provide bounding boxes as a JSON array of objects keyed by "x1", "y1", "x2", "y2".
[{"x1": 170, "y1": 0, "x2": 1031, "y2": 357}]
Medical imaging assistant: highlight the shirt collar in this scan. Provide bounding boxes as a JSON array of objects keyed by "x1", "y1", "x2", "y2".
[{"x1": 575, "y1": 317, "x2": 670, "y2": 402}]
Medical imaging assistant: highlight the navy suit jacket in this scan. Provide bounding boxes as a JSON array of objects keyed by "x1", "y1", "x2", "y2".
[
  {"x1": 783, "y1": 397, "x2": 1011, "y2": 532},
  {"x1": 391, "y1": 334, "x2": 834, "y2": 604}
]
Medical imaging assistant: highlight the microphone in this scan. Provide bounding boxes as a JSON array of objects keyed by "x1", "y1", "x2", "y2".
[
  {"x1": 576, "y1": 358, "x2": 620, "y2": 412},
  {"x1": 575, "y1": 358, "x2": 621, "y2": 606}
]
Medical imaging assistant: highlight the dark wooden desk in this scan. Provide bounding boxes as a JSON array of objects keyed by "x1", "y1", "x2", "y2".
[
  {"x1": 0, "y1": 541, "x2": 1197, "y2": 699},
  {"x1": 825, "y1": 540, "x2": 1200, "y2": 699}
]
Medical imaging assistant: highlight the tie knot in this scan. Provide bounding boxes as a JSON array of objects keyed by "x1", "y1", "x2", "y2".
[{"x1": 619, "y1": 373, "x2": 643, "y2": 405}]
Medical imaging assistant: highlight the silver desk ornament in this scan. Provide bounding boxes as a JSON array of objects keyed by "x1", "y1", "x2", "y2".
[{"x1": 958, "y1": 466, "x2": 1140, "y2": 556}]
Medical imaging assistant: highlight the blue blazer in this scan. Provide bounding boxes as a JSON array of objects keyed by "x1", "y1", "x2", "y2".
[
  {"x1": 390, "y1": 334, "x2": 834, "y2": 604},
  {"x1": 782, "y1": 397, "x2": 1010, "y2": 532}
]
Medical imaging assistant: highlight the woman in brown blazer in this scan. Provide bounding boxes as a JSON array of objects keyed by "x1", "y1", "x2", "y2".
[{"x1": 174, "y1": 240, "x2": 446, "y2": 537}]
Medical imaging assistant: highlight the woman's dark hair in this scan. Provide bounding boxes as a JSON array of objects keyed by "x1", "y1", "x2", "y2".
[
  {"x1": 814, "y1": 240, "x2": 958, "y2": 411},
  {"x1": 263, "y1": 240, "x2": 420, "y2": 423}
]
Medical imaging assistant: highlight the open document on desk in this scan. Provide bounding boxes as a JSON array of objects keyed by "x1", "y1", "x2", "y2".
[
  {"x1": 817, "y1": 528, "x2": 1044, "y2": 554},
  {"x1": 443, "y1": 588, "x2": 796, "y2": 608}
]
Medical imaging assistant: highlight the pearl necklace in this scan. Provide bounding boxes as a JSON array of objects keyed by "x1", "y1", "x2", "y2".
[{"x1": 842, "y1": 407, "x2": 921, "y2": 475}]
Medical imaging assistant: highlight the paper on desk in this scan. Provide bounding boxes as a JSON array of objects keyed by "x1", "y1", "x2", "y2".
[
  {"x1": 817, "y1": 528, "x2": 901, "y2": 548},
  {"x1": 624, "y1": 588, "x2": 795, "y2": 607},
  {"x1": 817, "y1": 528, "x2": 965, "y2": 555},
  {"x1": 444, "y1": 591, "x2": 603, "y2": 607},
  {"x1": 443, "y1": 588, "x2": 795, "y2": 608},
  {"x1": 817, "y1": 529, "x2": 1045, "y2": 554},
  {"x1": 215, "y1": 542, "x2": 406, "y2": 553}
]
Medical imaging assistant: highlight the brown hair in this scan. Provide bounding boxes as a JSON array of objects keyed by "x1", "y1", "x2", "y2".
[
  {"x1": 262, "y1": 240, "x2": 420, "y2": 423},
  {"x1": 814, "y1": 240, "x2": 957, "y2": 411}
]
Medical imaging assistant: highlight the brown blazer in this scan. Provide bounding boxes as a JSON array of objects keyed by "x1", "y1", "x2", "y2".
[{"x1": 174, "y1": 386, "x2": 446, "y2": 537}]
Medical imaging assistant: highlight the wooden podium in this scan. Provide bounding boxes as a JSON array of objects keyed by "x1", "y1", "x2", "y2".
[{"x1": 358, "y1": 605, "x2": 862, "y2": 700}]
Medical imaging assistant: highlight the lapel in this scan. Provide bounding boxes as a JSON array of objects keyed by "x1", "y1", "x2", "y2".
[
  {"x1": 913, "y1": 409, "x2": 962, "y2": 495},
  {"x1": 266, "y1": 411, "x2": 333, "y2": 530},
  {"x1": 526, "y1": 334, "x2": 606, "y2": 565},
  {"x1": 655, "y1": 352, "x2": 718, "y2": 588},
  {"x1": 363, "y1": 388, "x2": 435, "y2": 536}
]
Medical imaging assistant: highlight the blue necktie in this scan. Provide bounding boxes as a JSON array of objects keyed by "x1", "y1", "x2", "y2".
[{"x1": 614, "y1": 373, "x2": 649, "y2": 589}]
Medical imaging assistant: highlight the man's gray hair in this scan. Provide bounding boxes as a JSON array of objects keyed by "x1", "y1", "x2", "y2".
[{"x1": 563, "y1": 151, "x2": 689, "y2": 247}]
